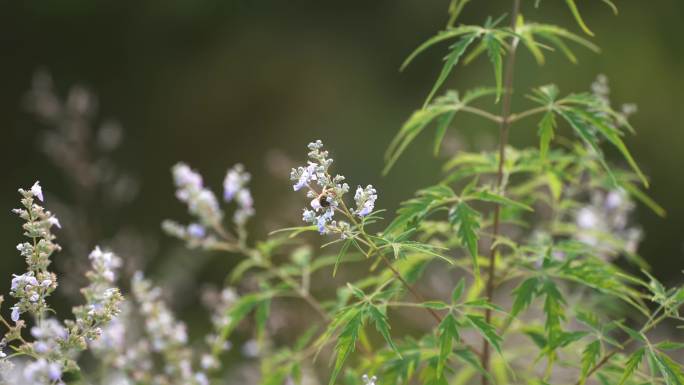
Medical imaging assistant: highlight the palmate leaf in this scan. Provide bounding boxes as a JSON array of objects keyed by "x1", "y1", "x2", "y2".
[
  {"x1": 385, "y1": 184, "x2": 455, "y2": 234},
  {"x1": 424, "y1": 33, "x2": 478, "y2": 107},
  {"x1": 384, "y1": 92, "x2": 460, "y2": 175},
  {"x1": 385, "y1": 88, "x2": 497, "y2": 175},
  {"x1": 400, "y1": 25, "x2": 482, "y2": 72},
  {"x1": 448, "y1": 201, "x2": 481, "y2": 279}
]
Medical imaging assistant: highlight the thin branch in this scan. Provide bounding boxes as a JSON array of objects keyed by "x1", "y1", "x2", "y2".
[{"x1": 481, "y1": 1, "x2": 521, "y2": 384}]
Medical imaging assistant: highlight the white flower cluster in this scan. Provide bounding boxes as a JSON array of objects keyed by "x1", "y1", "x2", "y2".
[
  {"x1": 575, "y1": 188, "x2": 642, "y2": 259},
  {"x1": 9, "y1": 182, "x2": 61, "y2": 323},
  {"x1": 291, "y1": 140, "x2": 377, "y2": 236},
  {"x1": 68, "y1": 247, "x2": 124, "y2": 343},
  {"x1": 354, "y1": 185, "x2": 378, "y2": 218},
  {"x1": 173, "y1": 163, "x2": 223, "y2": 227},
  {"x1": 223, "y1": 164, "x2": 255, "y2": 226},
  {"x1": 131, "y1": 272, "x2": 209, "y2": 385},
  {"x1": 1, "y1": 183, "x2": 124, "y2": 385},
  {"x1": 166, "y1": 162, "x2": 256, "y2": 248},
  {"x1": 202, "y1": 287, "x2": 238, "y2": 368}
]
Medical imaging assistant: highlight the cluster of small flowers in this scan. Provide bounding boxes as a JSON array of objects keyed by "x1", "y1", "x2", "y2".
[
  {"x1": 575, "y1": 188, "x2": 643, "y2": 258},
  {"x1": 131, "y1": 272, "x2": 209, "y2": 385},
  {"x1": 166, "y1": 163, "x2": 256, "y2": 247},
  {"x1": 223, "y1": 164, "x2": 255, "y2": 226},
  {"x1": 291, "y1": 140, "x2": 377, "y2": 236},
  {"x1": 9, "y1": 182, "x2": 61, "y2": 323},
  {"x1": 1, "y1": 183, "x2": 125, "y2": 385},
  {"x1": 67, "y1": 247, "x2": 124, "y2": 344},
  {"x1": 162, "y1": 220, "x2": 218, "y2": 250},
  {"x1": 173, "y1": 163, "x2": 223, "y2": 227},
  {"x1": 202, "y1": 287, "x2": 239, "y2": 369}
]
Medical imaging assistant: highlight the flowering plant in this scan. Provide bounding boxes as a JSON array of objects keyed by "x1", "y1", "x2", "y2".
[{"x1": 2, "y1": 1, "x2": 684, "y2": 385}]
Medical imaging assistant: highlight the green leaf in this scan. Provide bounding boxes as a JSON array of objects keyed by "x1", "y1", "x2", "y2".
[
  {"x1": 465, "y1": 314, "x2": 502, "y2": 354},
  {"x1": 649, "y1": 349, "x2": 684, "y2": 385},
  {"x1": 469, "y1": 189, "x2": 534, "y2": 212},
  {"x1": 333, "y1": 238, "x2": 354, "y2": 277},
  {"x1": 423, "y1": 301, "x2": 450, "y2": 310},
  {"x1": 449, "y1": 202, "x2": 481, "y2": 279},
  {"x1": 565, "y1": 0, "x2": 594, "y2": 36},
  {"x1": 540, "y1": 280, "x2": 566, "y2": 345},
  {"x1": 368, "y1": 305, "x2": 401, "y2": 356},
  {"x1": 452, "y1": 278, "x2": 466, "y2": 303},
  {"x1": 213, "y1": 291, "x2": 272, "y2": 355},
  {"x1": 538, "y1": 110, "x2": 556, "y2": 161},
  {"x1": 424, "y1": 34, "x2": 478, "y2": 106},
  {"x1": 401, "y1": 26, "x2": 481, "y2": 71},
  {"x1": 657, "y1": 341, "x2": 684, "y2": 351},
  {"x1": 329, "y1": 309, "x2": 364, "y2": 385},
  {"x1": 618, "y1": 347, "x2": 645, "y2": 385},
  {"x1": 484, "y1": 33, "x2": 503, "y2": 102},
  {"x1": 385, "y1": 185, "x2": 455, "y2": 234},
  {"x1": 571, "y1": 107, "x2": 648, "y2": 187},
  {"x1": 620, "y1": 182, "x2": 666, "y2": 217},
  {"x1": 255, "y1": 298, "x2": 271, "y2": 343},
  {"x1": 580, "y1": 340, "x2": 601, "y2": 385},
  {"x1": 437, "y1": 313, "x2": 459, "y2": 377},
  {"x1": 511, "y1": 277, "x2": 540, "y2": 317},
  {"x1": 434, "y1": 110, "x2": 457, "y2": 156}
]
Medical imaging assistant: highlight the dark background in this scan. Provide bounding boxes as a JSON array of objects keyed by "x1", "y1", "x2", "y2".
[{"x1": 0, "y1": 0, "x2": 682, "y2": 316}]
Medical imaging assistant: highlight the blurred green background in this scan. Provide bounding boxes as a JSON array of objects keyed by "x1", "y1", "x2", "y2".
[{"x1": 0, "y1": 0, "x2": 683, "y2": 315}]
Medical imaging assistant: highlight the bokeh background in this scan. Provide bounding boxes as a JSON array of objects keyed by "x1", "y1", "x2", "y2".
[{"x1": 0, "y1": 0, "x2": 682, "y2": 329}]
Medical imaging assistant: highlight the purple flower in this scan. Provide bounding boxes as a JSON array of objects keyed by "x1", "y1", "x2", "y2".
[{"x1": 187, "y1": 223, "x2": 206, "y2": 238}]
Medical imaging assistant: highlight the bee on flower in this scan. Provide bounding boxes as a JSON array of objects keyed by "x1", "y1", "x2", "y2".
[{"x1": 291, "y1": 140, "x2": 378, "y2": 236}]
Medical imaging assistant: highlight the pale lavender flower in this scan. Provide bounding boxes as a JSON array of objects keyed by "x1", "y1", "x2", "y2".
[
  {"x1": 30, "y1": 181, "x2": 43, "y2": 202},
  {"x1": 187, "y1": 223, "x2": 206, "y2": 239},
  {"x1": 354, "y1": 185, "x2": 377, "y2": 217},
  {"x1": 362, "y1": 374, "x2": 378, "y2": 385},
  {"x1": 223, "y1": 164, "x2": 251, "y2": 202}
]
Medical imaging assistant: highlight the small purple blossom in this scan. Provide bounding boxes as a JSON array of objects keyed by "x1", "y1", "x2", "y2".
[
  {"x1": 187, "y1": 223, "x2": 206, "y2": 238},
  {"x1": 223, "y1": 164, "x2": 251, "y2": 202},
  {"x1": 354, "y1": 185, "x2": 377, "y2": 217}
]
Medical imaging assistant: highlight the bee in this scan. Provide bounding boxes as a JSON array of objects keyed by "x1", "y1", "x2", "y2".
[{"x1": 316, "y1": 189, "x2": 335, "y2": 208}]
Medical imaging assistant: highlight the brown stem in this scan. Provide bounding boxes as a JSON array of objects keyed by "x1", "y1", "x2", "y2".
[{"x1": 481, "y1": 1, "x2": 521, "y2": 384}]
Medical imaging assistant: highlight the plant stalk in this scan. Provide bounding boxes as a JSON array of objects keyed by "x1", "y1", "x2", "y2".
[{"x1": 481, "y1": 1, "x2": 521, "y2": 383}]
